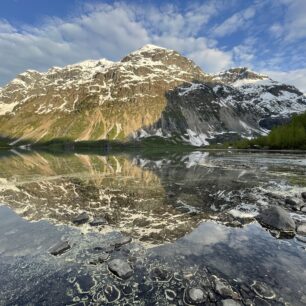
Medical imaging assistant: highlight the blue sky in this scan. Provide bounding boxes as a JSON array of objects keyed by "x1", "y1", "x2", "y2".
[{"x1": 0, "y1": 0, "x2": 306, "y2": 91}]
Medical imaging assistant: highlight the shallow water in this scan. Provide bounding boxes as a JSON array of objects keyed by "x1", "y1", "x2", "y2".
[{"x1": 0, "y1": 149, "x2": 305, "y2": 305}]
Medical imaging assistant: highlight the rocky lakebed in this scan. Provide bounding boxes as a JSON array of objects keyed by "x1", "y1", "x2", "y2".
[{"x1": 0, "y1": 149, "x2": 306, "y2": 305}]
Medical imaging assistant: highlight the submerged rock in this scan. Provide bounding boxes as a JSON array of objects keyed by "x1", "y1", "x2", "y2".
[
  {"x1": 112, "y1": 236, "x2": 132, "y2": 249},
  {"x1": 256, "y1": 206, "x2": 295, "y2": 234},
  {"x1": 49, "y1": 240, "x2": 70, "y2": 256},
  {"x1": 72, "y1": 212, "x2": 89, "y2": 225},
  {"x1": 108, "y1": 259, "x2": 133, "y2": 279},
  {"x1": 89, "y1": 252, "x2": 110, "y2": 265},
  {"x1": 150, "y1": 267, "x2": 173, "y2": 282},
  {"x1": 251, "y1": 281, "x2": 275, "y2": 299},
  {"x1": 221, "y1": 299, "x2": 242, "y2": 306},
  {"x1": 212, "y1": 276, "x2": 240, "y2": 299},
  {"x1": 184, "y1": 287, "x2": 207, "y2": 304}
]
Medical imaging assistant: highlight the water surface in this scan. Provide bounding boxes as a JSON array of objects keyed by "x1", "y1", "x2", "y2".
[{"x1": 0, "y1": 149, "x2": 305, "y2": 305}]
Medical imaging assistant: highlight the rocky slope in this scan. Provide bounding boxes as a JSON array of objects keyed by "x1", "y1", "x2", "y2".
[{"x1": 0, "y1": 45, "x2": 305, "y2": 146}]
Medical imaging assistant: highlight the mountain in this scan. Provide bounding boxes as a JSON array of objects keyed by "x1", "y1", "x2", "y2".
[{"x1": 0, "y1": 44, "x2": 305, "y2": 146}]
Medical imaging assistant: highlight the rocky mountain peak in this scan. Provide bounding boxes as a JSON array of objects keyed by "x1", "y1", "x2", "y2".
[
  {"x1": 121, "y1": 44, "x2": 205, "y2": 77},
  {"x1": 212, "y1": 67, "x2": 269, "y2": 85},
  {"x1": 0, "y1": 45, "x2": 305, "y2": 146}
]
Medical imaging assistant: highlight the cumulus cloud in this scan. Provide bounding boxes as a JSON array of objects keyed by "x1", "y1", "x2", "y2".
[{"x1": 0, "y1": 2, "x2": 232, "y2": 86}]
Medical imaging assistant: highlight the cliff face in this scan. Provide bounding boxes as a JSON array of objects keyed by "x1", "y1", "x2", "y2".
[{"x1": 0, "y1": 45, "x2": 305, "y2": 146}]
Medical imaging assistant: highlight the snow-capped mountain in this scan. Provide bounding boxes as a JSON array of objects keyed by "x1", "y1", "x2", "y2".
[{"x1": 0, "y1": 45, "x2": 305, "y2": 146}]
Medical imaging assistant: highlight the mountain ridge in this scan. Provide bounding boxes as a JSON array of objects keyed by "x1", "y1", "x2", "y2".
[{"x1": 0, "y1": 44, "x2": 306, "y2": 146}]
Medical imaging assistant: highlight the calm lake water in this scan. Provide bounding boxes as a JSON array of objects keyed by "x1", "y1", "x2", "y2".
[{"x1": 0, "y1": 149, "x2": 305, "y2": 305}]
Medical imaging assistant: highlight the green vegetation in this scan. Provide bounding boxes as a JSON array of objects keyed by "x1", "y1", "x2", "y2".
[
  {"x1": 215, "y1": 112, "x2": 306, "y2": 150},
  {"x1": 0, "y1": 139, "x2": 10, "y2": 149}
]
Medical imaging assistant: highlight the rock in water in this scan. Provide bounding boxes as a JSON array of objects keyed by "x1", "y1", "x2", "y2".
[
  {"x1": 89, "y1": 217, "x2": 108, "y2": 226},
  {"x1": 212, "y1": 276, "x2": 240, "y2": 300},
  {"x1": 72, "y1": 212, "x2": 89, "y2": 225},
  {"x1": 113, "y1": 236, "x2": 132, "y2": 248},
  {"x1": 108, "y1": 259, "x2": 133, "y2": 279},
  {"x1": 256, "y1": 206, "x2": 295, "y2": 234},
  {"x1": 184, "y1": 287, "x2": 207, "y2": 304},
  {"x1": 297, "y1": 223, "x2": 306, "y2": 235},
  {"x1": 285, "y1": 198, "x2": 301, "y2": 211},
  {"x1": 50, "y1": 241, "x2": 70, "y2": 256},
  {"x1": 302, "y1": 192, "x2": 306, "y2": 201},
  {"x1": 221, "y1": 299, "x2": 242, "y2": 306},
  {"x1": 251, "y1": 281, "x2": 275, "y2": 299}
]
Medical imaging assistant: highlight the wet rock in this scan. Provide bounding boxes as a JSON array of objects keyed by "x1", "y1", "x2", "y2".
[
  {"x1": 72, "y1": 212, "x2": 89, "y2": 225},
  {"x1": 112, "y1": 236, "x2": 132, "y2": 249},
  {"x1": 104, "y1": 284, "x2": 121, "y2": 303},
  {"x1": 167, "y1": 191, "x2": 176, "y2": 198},
  {"x1": 256, "y1": 206, "x2": 295, "y2": 234},
  {"x1": 108, "y1": 259, "x2": 133, "y2": 279},
  {"x1": 297, "y1": 223, "x2": 306, "y2": 235},
  {"x1": 253, "y1": 297, "x2": 271, "y2": 305},
  {"x1": 165, "y1": 289, "x2": 176, "y2": 301},
  {"x1": 184, "y1": 287, "x2": 207, "y2": 304},
  {"x1": 89, "y1": 252, "x2": 110, "y2": 265},
  {"x1": 49, "y1": 240, "x2": 70, "y2": 256},
  {"x1": 150, "y1": 267, "x2": 172, "y2": 282},
  {"x1": 285, "y1": 198, "x2": 301, "y2": 211},
  {"x1": 212, "y1": 276, "x2": 240, "y2": 300},
  {"x1": 251, "y1": 281, "x2": 275, "y2": 299},
  {"x1": 301, "y1": 192, "x2": 306, "y2": 201},
  {"x1": 221, "y1": 299, "x2": 242, "y2": 306},
  {"x1": 296, "y1": 235, "x2": 306, "y2": 243},
  {"x1": 89, "y1": 217, "x2": 108, "y2": 226}
]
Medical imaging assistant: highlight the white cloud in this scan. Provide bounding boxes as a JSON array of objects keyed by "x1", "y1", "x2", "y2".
[
  {"x1": 0, "y1": 2, "x2": 232, "y2": 85},
  {"x1": 270, "y1": 0, "x2": 306, "y2": 42},
  {"x1": 212, "y1": 6, "x2": 257, "y2": 37},
  {"x1": 263, "y1": 68, "x2": 306, "y2": 93}
]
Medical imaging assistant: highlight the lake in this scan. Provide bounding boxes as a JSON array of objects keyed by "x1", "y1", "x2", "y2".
[{"x1": 0, "y1": 149, "x2": 305, "y2": 305}]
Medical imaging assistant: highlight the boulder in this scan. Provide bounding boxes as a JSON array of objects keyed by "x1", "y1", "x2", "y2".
[
  {"x1": 49, "y1": 240, "x2": 70, "y2": 256},
  {"x1": 108, "y1": 259, "x2": 133, "y2": 279},
  {"x1": 72, "y1": 212, "x2": 89, "y2": 225},
  {"x1": 301, "y1": 192, "x2": 306, "y2": 201},
  {"x1": 256, "y1": 206, "x2": 295, "y2": 234}
]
